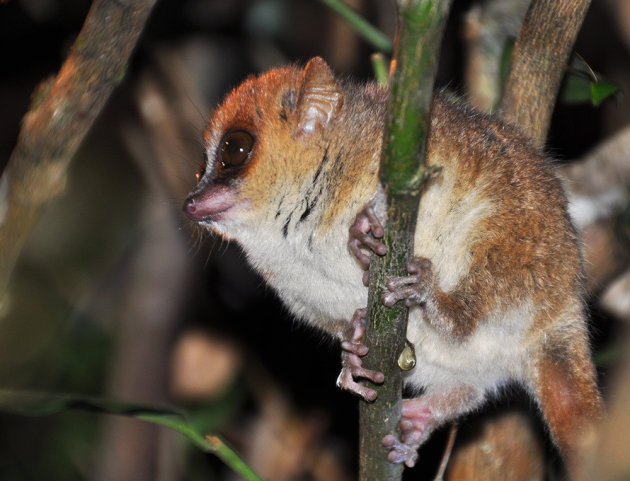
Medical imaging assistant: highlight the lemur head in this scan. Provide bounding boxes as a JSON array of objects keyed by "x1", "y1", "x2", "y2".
[{"x1": 183, "y1": 57, "x2": 350, "y2": 238}]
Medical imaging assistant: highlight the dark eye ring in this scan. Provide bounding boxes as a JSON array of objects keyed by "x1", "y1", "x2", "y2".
[
  {"x1": 195, "y1": 160, "x2": 206, "y2": 183},
  {"x1": 219, "y1": 130, "x2": 255, "y2": 169}
]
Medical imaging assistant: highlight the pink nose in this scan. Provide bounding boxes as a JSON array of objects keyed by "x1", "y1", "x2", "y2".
[
  {"x1": 183, "y1": 185, "x2": 235, "y2": 221},
  {"x1": 183, "y1": 197, "x2": 201, "y2": 220}
]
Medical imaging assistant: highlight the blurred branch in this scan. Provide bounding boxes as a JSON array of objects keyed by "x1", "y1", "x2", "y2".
[
  {"x1": 240, "y1": 370, "x2": 350, "y2": 481},
  {"x1": 92, "y1": 126, "x2": 191, "y2": 481},
  {"x1": 0, "y1": 0, "x2": 157, "y2": 303},
  {"x1": 434, "y1": 423, "x2": 458, "y2": 481},
  {"x1": 463, "y1": 0, "x2": 529, "y2": 112},
  {"x1": 319, "y1": 0, "x2": 393, "y2": 53},
  {"x1": 359, "y1": 1, "x2": 452, "y2": 480},
  {"x1": 558, "y1": 125, "x2": 630, "y2": 299},
  {"x1": 0, "y1": 390, "x2": 266, "y2": 481},
  {"x1": 498, "y1": 0, "x2": 592, "y2": 147},
  {"x1": 605, "y1": 0, "x2": 630, "y2": 53},
  {"x1": 560, "y1": 125, "x2": 630, "y2": 228},
  {"x1": 600, "y1": 270, "x2": 630, "y2": 325},
  {"x1": 446, "y1": 411, "x2": 544, "y2": 481},
  {"x1": 370, "y1": 53, "x2": 389, "y2": 87},
  {"x1": 454, "y1": 1, "x2": 602, "y2": 479}
]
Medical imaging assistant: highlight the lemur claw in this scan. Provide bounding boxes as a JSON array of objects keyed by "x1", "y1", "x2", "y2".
[
  {"x1": 349, "y1": 203, "x2": 386, "y2": 270},
  {"x1": 382, "y1": 257, "x2": 434, "y2": 307},
  {"x1": 382, "y1": 434, "x2": 419, "y2": 467},
  {"x1": 382, "y1": 399, "x2": 435, "y2": 467},
  {"x1": 337, "y1": 308, "x2": 384, "y2": 401}
]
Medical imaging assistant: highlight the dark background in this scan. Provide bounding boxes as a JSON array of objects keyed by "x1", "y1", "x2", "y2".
[{"x1": 0, "y1": 1, "x2": 628, "y2": 480}]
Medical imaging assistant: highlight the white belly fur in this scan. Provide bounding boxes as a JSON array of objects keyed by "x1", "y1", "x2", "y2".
[
  {"x1": 405, "y1": 302, "x2": 532, "y2": 393},
  {"x1": 403, "y1": 169, "x2": 530, "y2": 393}
]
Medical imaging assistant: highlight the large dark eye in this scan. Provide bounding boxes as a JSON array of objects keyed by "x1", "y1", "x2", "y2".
[{"x1": 219, "y1": 130, "x2": 254, "y2": 168}]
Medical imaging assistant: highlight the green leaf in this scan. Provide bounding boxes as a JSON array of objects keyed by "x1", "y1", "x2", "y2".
[
  {"x1": 499, "y1": 37, "x2": 515, "y2": 91},
  {"x1": 561, "y1": 54, "x2": 621, "y2": 106},
  {"x1": 318, "y1": 0, "x2": 393, "y2": 53},
  {"x1": 0, "y1": 390, "x2": 266, "y2": 481},
  {"x1": 370, "y1": 53, "x2": 389, "y2": 87},
  {"x1": 561, "y1": 70, "x2": 593, "y2": 104},
  {"x1": 591, "y1": 80, "x2": 621, "y2": 106}
]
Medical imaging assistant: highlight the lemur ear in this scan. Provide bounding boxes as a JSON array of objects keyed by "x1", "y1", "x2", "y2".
[{"x1": 297, "y1": 57, "x2": 344, "y2": 135}]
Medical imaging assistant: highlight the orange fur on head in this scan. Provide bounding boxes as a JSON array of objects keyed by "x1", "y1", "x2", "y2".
[{"x1": 185, "y1": 57, "x2": 603, "y2": 476}]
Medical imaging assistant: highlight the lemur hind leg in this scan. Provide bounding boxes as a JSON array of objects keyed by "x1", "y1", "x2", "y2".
[{"x1": 383, "y1": 385, "x2": 486, "y2": 468}]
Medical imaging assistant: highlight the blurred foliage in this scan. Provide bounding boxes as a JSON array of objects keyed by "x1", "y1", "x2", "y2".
[
  {"x1": 0, "y1": 0, "x2": 629, "y2": 480},
  {"x1": 0, "y1": 384, "x2": 257, "y2": 480},
  {"x1": 562, "y1": 55, "x2": 622, "y2": 106},
  {"x1": 499, "y1": 38, "x2": 621, "y2": 109},
  {"x1": 318, "y1": 0, "x2": 393, "y2": 53}
]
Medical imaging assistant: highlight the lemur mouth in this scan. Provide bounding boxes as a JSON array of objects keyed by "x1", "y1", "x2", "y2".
[{"x1": 183, "y1": 185, "x2": 235, "y2": 223}]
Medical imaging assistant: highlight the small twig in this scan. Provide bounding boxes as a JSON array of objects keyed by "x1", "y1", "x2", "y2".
[
  {"x1": 130, "y1": 411, "x2": 267, "y2": 481},
  {"x1": 319, "y1": 0, "x2": 393, "y2": 53},
  {"x1": 205, "y1": 435, "x2": 267, "y2": 481},
  {"x1": 370, "y1": 53, "x2": 389, "y2": 86},
  {"x1": 433, "y1": 423, "x2": 458, "y2": 481},
  {"x1": 0, "y1": 390, "x2": 266, "y2": 481}
]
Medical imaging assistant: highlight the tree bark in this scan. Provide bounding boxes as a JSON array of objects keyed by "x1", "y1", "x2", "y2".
[
  {"x1": 463, "y1": 0, "x2": 530, "y2": 112},
  {"x1": 0, "y1": 0, "x2": 158, "y2": 303},
  {"x1": 499, "y1": 0, "x2": 592, "y2": 147},
  {"x1": 359, "y1": 1, "x2": 452, "y2": 480}
]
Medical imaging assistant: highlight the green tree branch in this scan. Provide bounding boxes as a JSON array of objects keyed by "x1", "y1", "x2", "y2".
[{"x1": 359, "y1": 1, "x2": 453, "y2": 480}]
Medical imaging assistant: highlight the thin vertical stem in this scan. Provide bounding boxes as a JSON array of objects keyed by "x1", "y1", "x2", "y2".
[{"x1": 359, "y1": 1, "x2": 452, "y2": 480}]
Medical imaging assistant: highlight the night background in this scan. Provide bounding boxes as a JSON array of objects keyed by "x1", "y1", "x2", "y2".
[{"x1": 0, "y1": 0, "x2": 629, "y2": 480}]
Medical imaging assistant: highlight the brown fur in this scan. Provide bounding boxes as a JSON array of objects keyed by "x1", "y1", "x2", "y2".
[
  {"x1": 416, "y1": 99, "x2": 584, "y2": 341},
  {"x1": 533, "y1": 331, "x2": 603, "y2": 476},
  {"x1": 184, "y1": 58, "x2": 603, "y2": 477}
]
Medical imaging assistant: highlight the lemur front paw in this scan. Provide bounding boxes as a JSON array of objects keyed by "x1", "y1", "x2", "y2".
[
  {"x1": 349, "y1": 203, "x2": 386, "y2": 285},
  {"x1": 336, "y1": 308, "x2": 385, "y2": 401},
  {"x1": 382, "y1": 399, "x2": 436, "y2": 467},
  {"x1": 382, "y1": 257, "x2": 434, "y2": 307}
]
